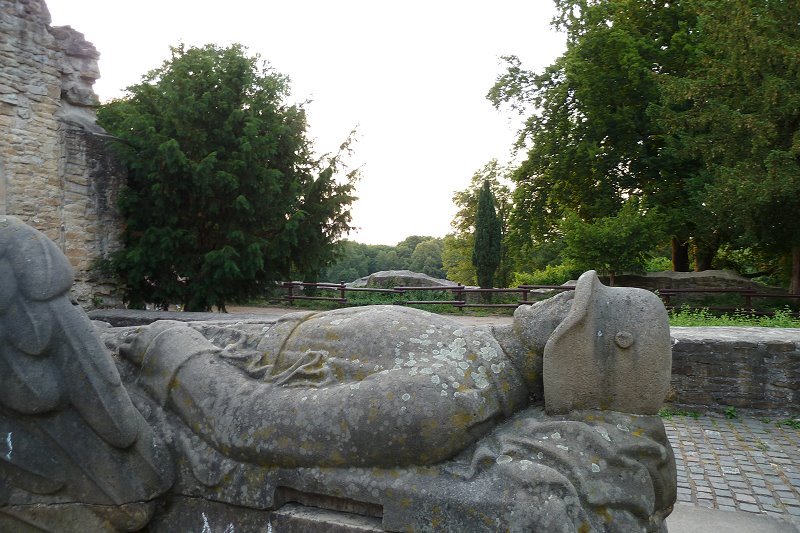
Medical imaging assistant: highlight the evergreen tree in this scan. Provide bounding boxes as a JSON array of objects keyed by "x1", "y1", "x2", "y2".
[
  {"x1": 444, "y1": 161, "x2": 512, "y2": 286},
  {"x1": 98, "y1": 44, "x2": 357, "y2": 310},
  {"x1": 472, "y1": 181, "x2": 502, "y2": 292}
]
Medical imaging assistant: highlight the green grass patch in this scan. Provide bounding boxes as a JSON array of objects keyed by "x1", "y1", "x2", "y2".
[
  {"x1": 777, "y1": 418, "x2": 800, "y2": 430},
  {"x1": 658, "y1": 406, "x2": 703, "y2": 420},
  {"x1": 668, "y1": 306, "x2": 800, "y2": 328}
]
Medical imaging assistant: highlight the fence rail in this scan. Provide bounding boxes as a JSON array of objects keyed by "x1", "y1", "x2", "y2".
[
  {"x1": 279, "y1": 280, "x2": 799, "y2": 315},
  {"x1": 280, "y1": 281, "x2": 575, "y2": 309},
  {"x1": 658, "y1": 287, "x2": 800, "y2": 315}
]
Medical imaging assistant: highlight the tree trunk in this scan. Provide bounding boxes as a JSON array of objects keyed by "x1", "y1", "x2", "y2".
[
  {"x1": 790, "y1": 245, "x2": 800, "y2": 295},
  {"x1": 693, "y1": 245, "x2": 716, "y2": 272},
  {"x1": 671, "y1": 238, "x2": 690, "y2": 272}
]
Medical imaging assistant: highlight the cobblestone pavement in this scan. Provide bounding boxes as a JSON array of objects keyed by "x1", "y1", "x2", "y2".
[{"x1": 664, "y1": 413, "x2": 800, "y2": 529}]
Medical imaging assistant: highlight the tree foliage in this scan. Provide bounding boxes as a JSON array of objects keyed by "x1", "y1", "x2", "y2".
[
  {"x1": 659, "y1": 0, "x2": 800, "y2": 293},
  {"x1": 443, "y1": 161, "x2": 512, "y2": 286},
  {"x1": 319, "y1": 237, "x2": 444, "y2": 283},
  {"x1": 472, "y1": 180, "x2": 502, "y2": 289},
  {"x1": 490, "y1": 0, "x2": 702, "y2": 271},
  {"x1": 99, "y1": 44, "x2": 357, "y2": 310},
  {"x1": 560, "y1": 200, "x2": 666, "y2": 286}
]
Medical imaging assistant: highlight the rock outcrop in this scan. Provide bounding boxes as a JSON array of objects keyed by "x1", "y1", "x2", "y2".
[{"x1": 349, "y1": 270, "x2": 458, "y2": 288}]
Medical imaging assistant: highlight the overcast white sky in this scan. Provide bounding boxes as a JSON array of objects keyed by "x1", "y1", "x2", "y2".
[{"x1": 45, "y1": 0, "x2": 565, "y2": 245}]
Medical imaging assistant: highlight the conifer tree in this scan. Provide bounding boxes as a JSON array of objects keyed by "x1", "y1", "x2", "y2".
[
  {"x1": 472, "y1": 181, "x2": 502, "y2": 293},
  {"x1": 99, "y1": 44, "x2": 357, "y2": 310}
]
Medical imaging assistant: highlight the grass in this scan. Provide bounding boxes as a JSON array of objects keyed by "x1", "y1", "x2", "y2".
[
  {"x1": 658, "y1": 406, "x2": 703, "y2": 420},
  {"x1": 777, "y1": 418, "x2": 800, "y2": 430},
  {"x1": 668, "y1": 306, "x2": 800, "y2": 328}
]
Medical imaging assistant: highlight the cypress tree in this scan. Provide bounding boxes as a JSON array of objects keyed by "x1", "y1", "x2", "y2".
[{"x1": 472, "y1": 181, "x2": 502, "y2": 297}]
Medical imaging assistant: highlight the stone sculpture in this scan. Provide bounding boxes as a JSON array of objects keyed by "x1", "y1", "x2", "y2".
[{"x1": 0, "y1": 216, "x2": 676, "y2": 532}]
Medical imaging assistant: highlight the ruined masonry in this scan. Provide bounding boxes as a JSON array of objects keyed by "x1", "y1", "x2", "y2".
[{"x1": 0, "y1": 0, "x2": 123, "y2": 306}]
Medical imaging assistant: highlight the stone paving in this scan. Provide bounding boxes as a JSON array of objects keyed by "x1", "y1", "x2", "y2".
[{"x1": 664, "y1": 413, "x2": 800, "y2": 529}]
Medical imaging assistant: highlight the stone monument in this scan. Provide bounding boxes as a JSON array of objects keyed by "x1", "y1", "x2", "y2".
[{"x1": 0, "y1": 216, "x2": 676, "y2": 532}]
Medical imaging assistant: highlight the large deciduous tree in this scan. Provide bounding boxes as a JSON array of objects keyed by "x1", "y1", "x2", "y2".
[
  {"x1": 660, "y1": 0, "x2": 800, "y2": 293},
  {"x1": 472, "y1": 180, "x2": 502, "y2": 292},
  {"x1": 99, "y1": 44, "x2": 357, "y2": 310},
  {"x1": 490, "y1": 0, "x2": 704, "y2": 271}
]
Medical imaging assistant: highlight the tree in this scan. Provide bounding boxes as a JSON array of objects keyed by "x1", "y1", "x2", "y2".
[
  {"x1": 660, "y1": 0, "x2": 800, "y2": 293},
  {"x1": 561, "y1": 200, "x2": 666, "y2": 286},
  {"x1": 472, "y1": 180, "x2": 502, "y2": 292},
  {"x1": 490, "y1": 0, "x2": 705, "y2": 271},
  {"x1": 98, "y1": 44, "x2": 357, "y2": 310},
  {"x1": 395, "y1": 235, "x2": 434, "y2": 262},
  {"x1": 443, "y1": 160, "x2": 512, "y2": 286},
  {"x1": 409, "y1": 238, "x2": 445, "y2": 279}
]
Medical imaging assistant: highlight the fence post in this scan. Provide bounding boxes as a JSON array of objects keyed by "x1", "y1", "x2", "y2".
[
  {"x1": 456, "y1": 285, "x2": 465, "y2": 308},
  {"x1": 286, "y1": 282, "x2": 294, "y2": 305},
  {"x1": 340, "y1": 282, "x2": 346, "y2": 303}
]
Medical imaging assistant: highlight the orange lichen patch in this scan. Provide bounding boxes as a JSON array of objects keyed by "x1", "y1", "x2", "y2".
[
  {"x1": 333, "y1": 365, "x2": 346, "y2": 382},
  {"x1": 632, "y1": 429, "x2": 644, "y2": 437},
  {"x1": 578, "y1": 521, "x2": 591, "y2": 533},
  {"x1": 327, "y1": 450, "x2": 346, "y2": 466},
  {"x1": 430, "y1": 506, "x2": 444, "y2": 528},
  {"x1": 451, "y1": 411, "x2": 475, "y2": 430},
  {"x1": 367, "y1": 406, "x2": 380, "y2": 423},
  {"x1": 385, "y1": 391, "x2": 395, "y2": 401},
  {"x1": 325, "y1": 331, "x2": 340, "y2": 342},
  {"x1": 594, "y1": 505, "x2": 613, "y2": 523},
  {"x1": 299, "y1": 440, "x2": 322, "y2": 454},
  {"x1": 251, "y1": 426, "x2": 277, "y2": 440}
]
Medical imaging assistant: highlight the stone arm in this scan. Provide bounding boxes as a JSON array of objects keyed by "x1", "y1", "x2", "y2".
[{"x1": 123, "y1": 322, "x2": 506, "y2": 468}]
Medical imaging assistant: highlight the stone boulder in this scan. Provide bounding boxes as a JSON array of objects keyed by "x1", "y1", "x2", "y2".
[
  {"x1": 614, "y1": 270, "x2": 774, "y2": 291},
  {"x1": 348, "y1": 270, "x2": 458, "y2": 288}
]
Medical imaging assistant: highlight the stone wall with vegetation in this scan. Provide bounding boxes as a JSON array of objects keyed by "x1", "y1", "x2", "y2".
[
  {"x1": 669, "y1": 327, "x2": 800, "y2": 413},
  {"x1": 0, "y1": 0, "x2": 123, "y2": 307}
]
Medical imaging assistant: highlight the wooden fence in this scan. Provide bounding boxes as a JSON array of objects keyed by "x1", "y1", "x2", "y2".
[
  {"x1": 281, "y1": 281, "x2": 575, "y2": 309},
  {"x1": 280, "y1": 281, "x2": 799, "y2": 315}
]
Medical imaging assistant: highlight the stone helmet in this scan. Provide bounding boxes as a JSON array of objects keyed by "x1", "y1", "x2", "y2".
[{"x1": 542, "y1": 270, "x2": 671, "y2": 415}]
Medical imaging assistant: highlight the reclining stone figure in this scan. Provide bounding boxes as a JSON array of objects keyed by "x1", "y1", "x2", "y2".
[{"x1": 0, "y1": 216, "x2": 677, "y2": 532}]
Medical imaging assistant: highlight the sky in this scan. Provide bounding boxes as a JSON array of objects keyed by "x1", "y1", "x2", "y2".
[{"x1": 45, "y1": 0, "x2": 565, "y2": 245}]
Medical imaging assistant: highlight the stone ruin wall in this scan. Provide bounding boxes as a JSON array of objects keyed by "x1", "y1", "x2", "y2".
[{"x1": 0, "y1": 0, "x2": 124, "y2": 307}]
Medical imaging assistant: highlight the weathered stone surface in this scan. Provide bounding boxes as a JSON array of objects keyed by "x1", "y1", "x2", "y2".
[
  {"x1": 349, "y1": 270, "x2": 458, "y2": 288},
  {"x1": 0, "y1": 217, "x2": 173, "y2": 531},
  {"x1": 2, "y1": 219, "x2": 676, "y2": 531},
  {"x1": 544, "y1": 270, "x2": 673, "y2": 415},
  {"x1": 669, "y1": 327, "x2": 800, "y2": 412},
  {"x1": 0, "y1": 0, "x2": 124, "y2": 308}
]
